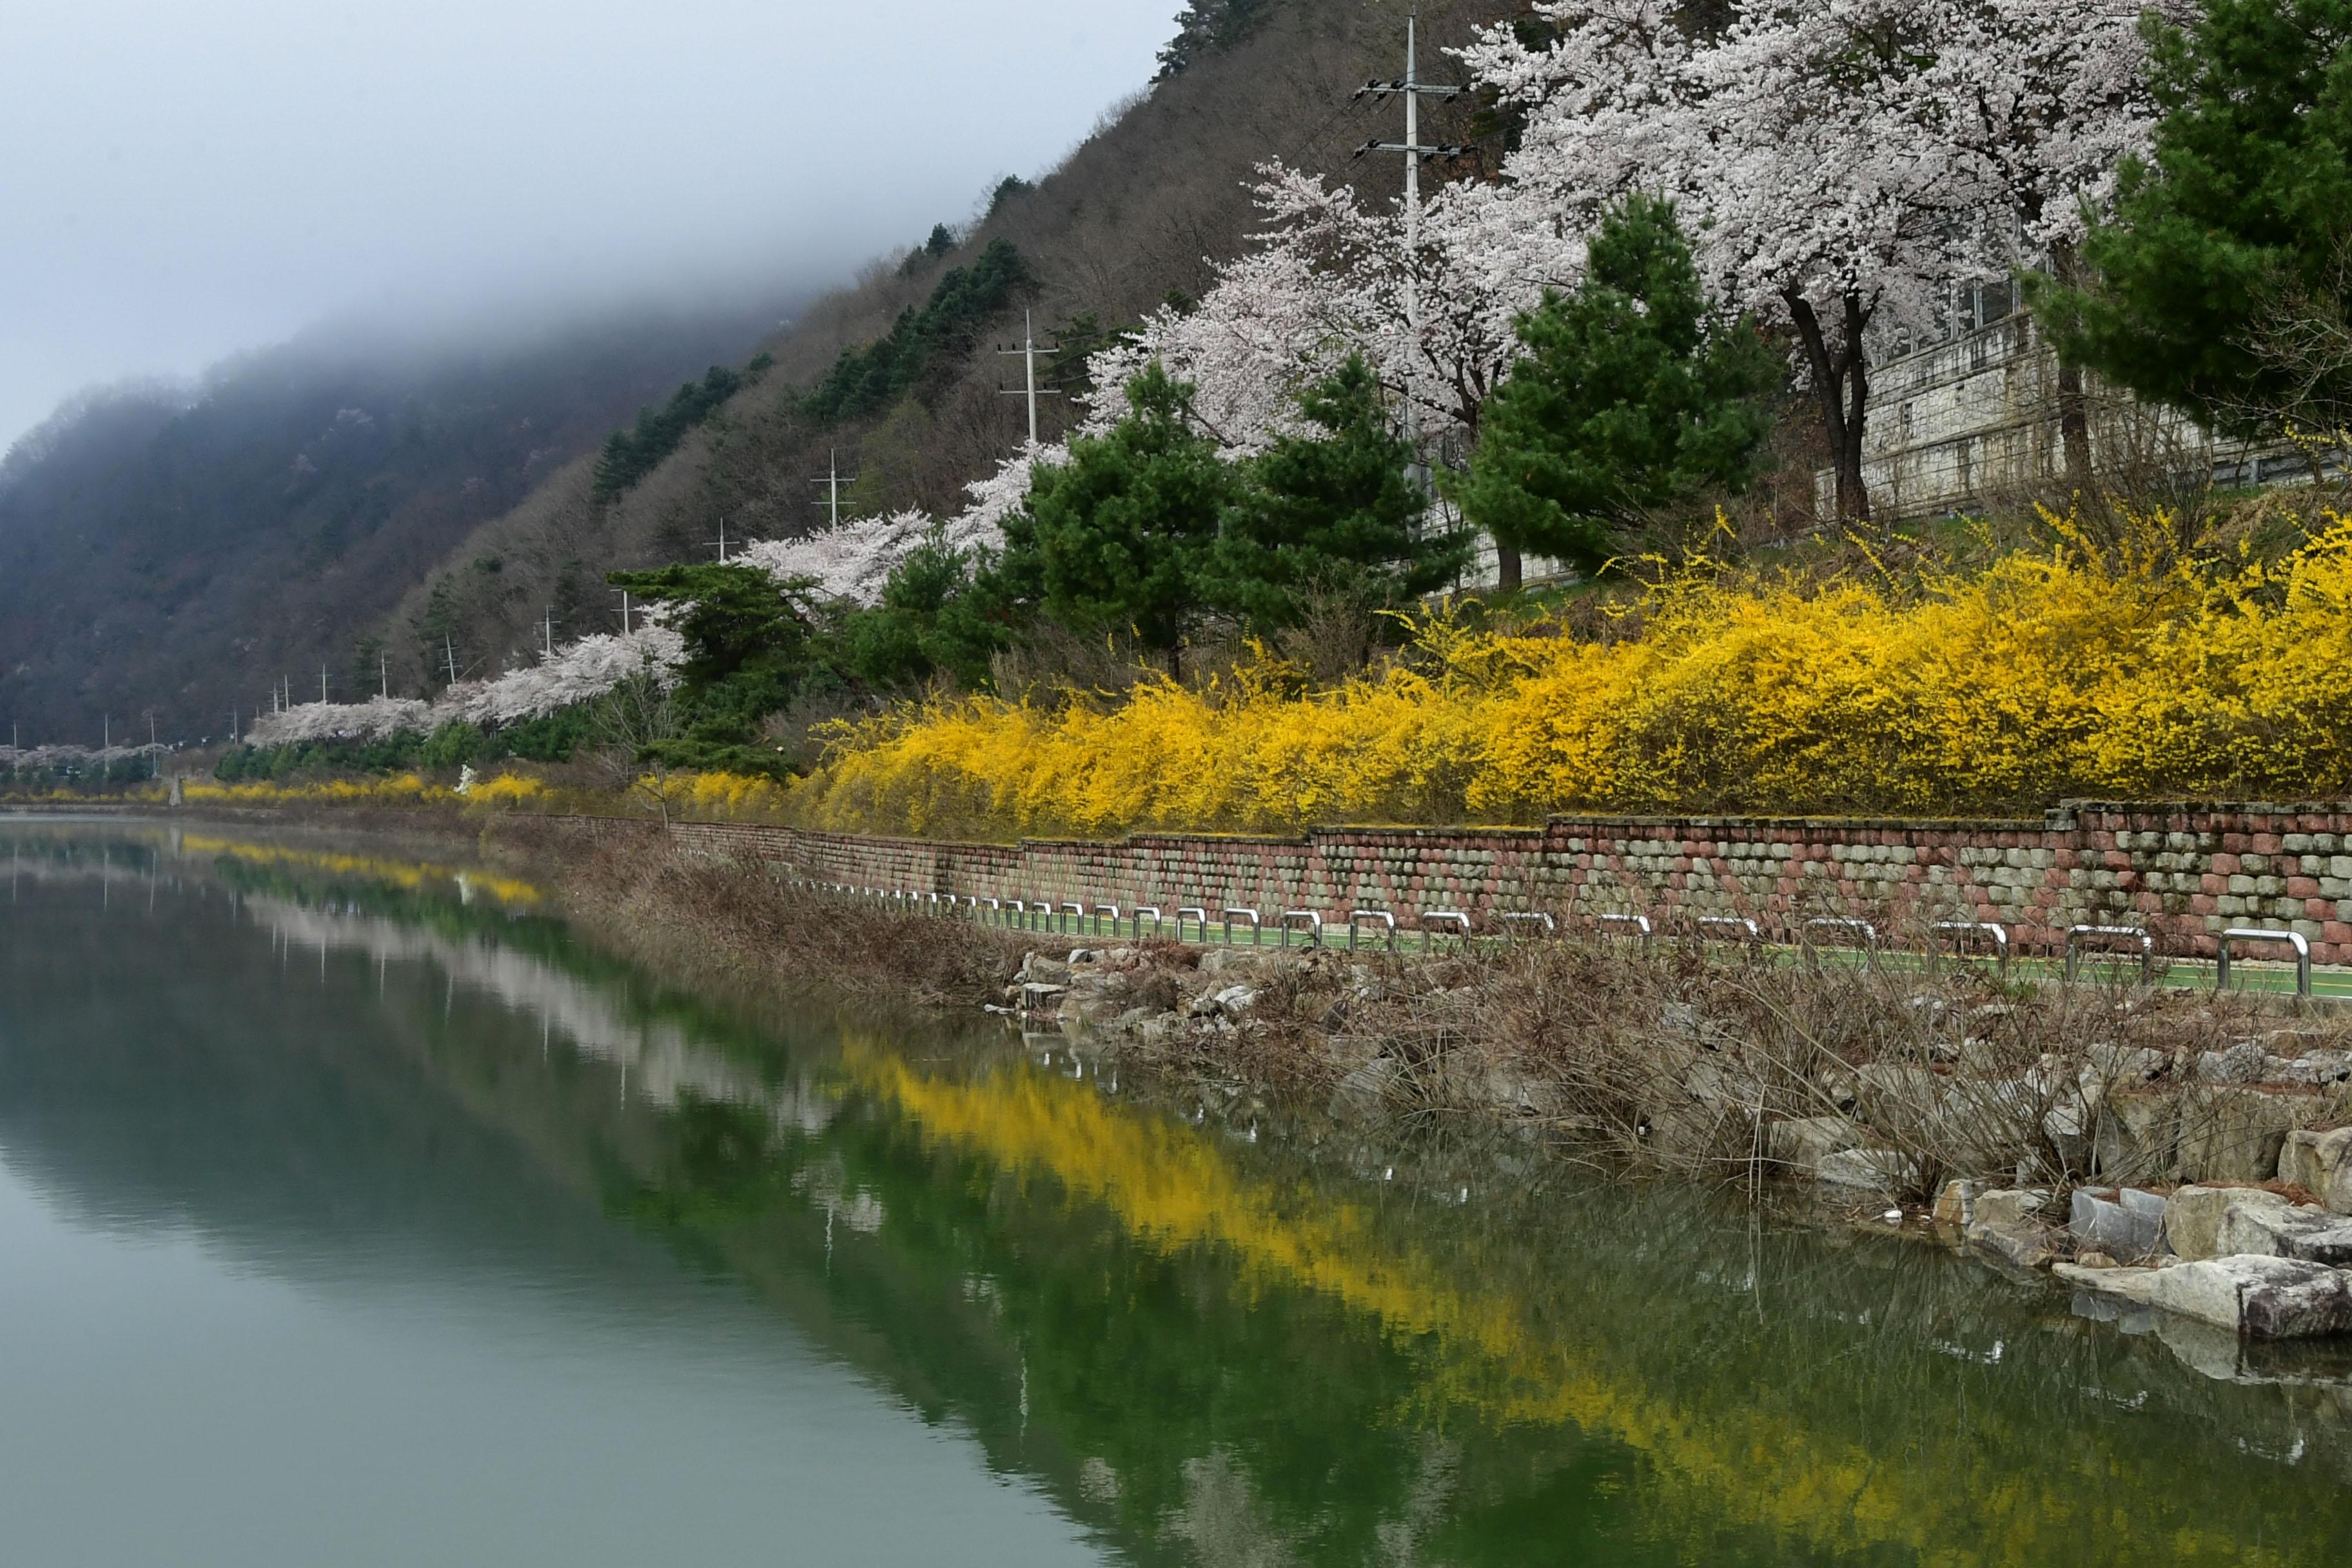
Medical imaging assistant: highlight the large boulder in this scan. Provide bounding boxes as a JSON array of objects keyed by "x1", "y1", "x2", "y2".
[
  {"x1": 2165, "y1": 1184, "x2": 2338, "y2": 1261},
  {"x1": 1765, "y1": 1115, "x2": 1861, "y2": 1177},
  {"x1": 2280, "y1": 1127, "x2": 2352, "y2": 1214},
  {"x1": 2092, "y1": 1090, "x2": 2180, "y2": 1184},
  {"x1": 1966, "y1": 1188, "x2": 2063, "y2": 1268},
  {"x1": 2288, "y1": 1225, "x2": 2352, "y2": 1266},
  {"x1": 1816, "y1": 1146, "x2": 1918, "y2": 1193},
  {"x1": 2057, "y1": 1256, "x2": 2352, "y2": 1340},
  {"x1": 2070, "y1": 1187, "x2": 2166, "y2": 1260},
  {"x1": 2175, "y1": 1088, "x2": 2300, "y2": 1182}
]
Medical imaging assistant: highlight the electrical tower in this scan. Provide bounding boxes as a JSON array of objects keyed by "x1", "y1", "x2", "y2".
[
  {"x1": 807, "y1": 450, "x2": 861, "y2": 529},
  {"x1": 996, "y1": 311, "x2": 1063, "y2": 446},
  {"x1": 1353, "y1": 13, "x2": 1465, "y2": 459}
]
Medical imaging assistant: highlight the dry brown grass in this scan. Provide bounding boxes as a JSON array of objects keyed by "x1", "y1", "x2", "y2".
[
  {"x1": 520, "y1": 830, "x2": 1032, "y2": 1009},
  {"x1": 1102, "y1": 934, "x2": 2352, "y2": 1202}
]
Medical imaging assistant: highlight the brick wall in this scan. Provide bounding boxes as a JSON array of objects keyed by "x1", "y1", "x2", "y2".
[{"x1": 598, "y1": 802, "x2": 2352, "y2": 967}]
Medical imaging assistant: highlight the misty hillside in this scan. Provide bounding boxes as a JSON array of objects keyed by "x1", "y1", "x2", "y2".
[
  {"x1": 1, "y1": 0, "x2": 1512, "y2": 739},
  {"x1": 0, "y1": 295, "x2": 800, "y2": 741},
  {"x1": 371, "y1": 0, "x2": 1515, "y2": 699}
]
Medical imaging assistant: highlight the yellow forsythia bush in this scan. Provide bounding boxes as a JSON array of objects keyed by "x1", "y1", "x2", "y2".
[
  {"x1": 785, "y1": 512, "x2": 2352, "y2": 839},
  {"x1": 183, "y1": 772, "x2": 456, "y2": 807}
]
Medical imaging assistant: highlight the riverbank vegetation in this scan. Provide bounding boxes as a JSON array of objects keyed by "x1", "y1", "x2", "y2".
[{"x1": 786, "y1": 505, "x2": 2352, "y2": 838}]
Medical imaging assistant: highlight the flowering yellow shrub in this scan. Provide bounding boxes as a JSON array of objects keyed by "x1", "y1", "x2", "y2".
[
  {"x1": 462, "y1": 772, "x2": 551, "y2": 808},
  {"x1": 182, "y1": 772, "x2": 455, "y2": 807},
  {"x1": 786, "y1": 513, "x2": 2352, "y2": 839},
  {"x1": 680, "y1": 770, "x2": 790, "y2": 819}
]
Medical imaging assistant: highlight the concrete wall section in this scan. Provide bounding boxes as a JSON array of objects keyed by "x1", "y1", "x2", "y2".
[{"x1": 629, "y1": 803, "x2": 2352, "y2": 966}]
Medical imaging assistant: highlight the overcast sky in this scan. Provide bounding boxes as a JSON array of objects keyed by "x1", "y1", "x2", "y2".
[{"x1": 0, "y1": 0, "x2": 1184, "y2": 451}]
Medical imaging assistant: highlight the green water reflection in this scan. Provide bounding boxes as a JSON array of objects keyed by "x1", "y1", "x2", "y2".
[{"x1": 1, "y1": 819, "x2": 2346, "y2": 1565}]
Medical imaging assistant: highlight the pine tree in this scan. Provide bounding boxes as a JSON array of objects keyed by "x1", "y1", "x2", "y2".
[
  {"x1": 1446, "y1": 196, "x2": 1776, "y2": 576},
  {"x1": 2030, "y1": 1, "x2": 2352, "y2": 437},
  {"x1": 987, "y1": 364, "x2": 1233, "y2": 674},
  {"x1": 1207, "y1": 355, "x2": 1467, "y2": 629}
]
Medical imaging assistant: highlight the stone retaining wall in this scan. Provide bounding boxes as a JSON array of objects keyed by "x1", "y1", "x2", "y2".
[{"x1": 580, "y1": 802, "x2": 2352, "y2": 967}]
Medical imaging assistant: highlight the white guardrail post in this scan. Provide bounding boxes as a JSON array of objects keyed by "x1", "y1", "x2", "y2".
[
  {"x1": 1420, "y1": 910, "x2": 1473, "y2": 948},
  {"x1": 2064, "y1": 924, "x2": 2153, "y2": 984},
  {"x1": 1930, "y1": 919, "x2": 2010, "y2": 978},
  {"x1": 1222, "y1": 907, "x2": 1264, "y2": 946},
  {"x1": 2217, "y1": 926, "x2": 2313, "y2": 997},
  {"x1": 1279, "y1": 910, "x2": 1322, "y2": 948},
  {"x1": 1696, "y1": 916, "x2": 1761, "y2": 946},
  {"x1": 1803, "y1": 917, "x2": 1879, "y2": 969},
  {"x1": 1498, "y1": 912, "x2": 1556, "y2": 940},
  {"x1": 1348, "y1": 910, "x2": 1397, "y2": 952},
  {"x1": 1177, "y1": 906, "x2": 1208, "y2": 943},
  {"x1": 1594, "y1": 913, "x2": 1653, "y2": 956}
]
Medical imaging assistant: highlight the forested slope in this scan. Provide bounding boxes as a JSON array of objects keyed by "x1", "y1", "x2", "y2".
[{"x1": 373, "y1": 0, "x2": 1514, "y2": 701}]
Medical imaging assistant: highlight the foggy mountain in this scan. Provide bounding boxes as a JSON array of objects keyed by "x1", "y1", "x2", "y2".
[
  {"x1": 1, "y1": 0, "x2": 1511, "y2": 740},
  {"x1": 0, "y1": 293, "x2": 801, "y2": 741}
]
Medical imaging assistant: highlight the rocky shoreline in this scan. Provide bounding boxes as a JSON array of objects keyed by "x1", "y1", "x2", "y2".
[{"x1": 1003, "y1": 935, "x2": 2352, "y2": 1350}]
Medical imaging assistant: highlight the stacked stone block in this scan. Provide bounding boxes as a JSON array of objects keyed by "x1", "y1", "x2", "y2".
[{"x1": 619, "y1": 801, "x2": 2352, "y2": 968}]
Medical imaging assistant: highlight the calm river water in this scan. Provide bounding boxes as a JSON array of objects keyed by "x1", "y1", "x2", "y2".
[{"x1": 2, "y1": 818, "x2": 2347, "y2": 1565}]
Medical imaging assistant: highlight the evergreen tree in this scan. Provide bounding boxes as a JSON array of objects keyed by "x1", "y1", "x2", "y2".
[
  {"x1": 1445, "y1": 195, "x2": 1776, "y2": 575},
  {"x1": 985, "y1": 364, "x2": 1234, "y2": 674},
  {"x1": 2029, "y1": 1, "x2": 2352, "y2": 437},
  {"x1": 1207, "y1": 355, "x2": 1467, "y2": 629},
  {"x1": 603, "y1": 562, "x2": 819, "y2": 772},
  {"x1": 838, "y1": 536, "x2": 1004, "y2": 692}
]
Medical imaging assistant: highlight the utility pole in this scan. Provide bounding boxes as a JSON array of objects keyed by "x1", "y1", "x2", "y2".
[
  {"x1": 1353, "y1": 12, "x2": 1465, "y2": 461},
  {"x1": 614, "y1": 590, "x2": 632, "y2": 635},
  {"x1": 707, "y1": 518, "x2": 730, "y2": 562},
  {"x1": 539, "y1": 607, "x2": 558, "y2": 659},
  {"x1": 320, "y1": 663, "x2": 330, "y2": 705},
  {"x1": 807, "y1": 451, "x2": 861, "y2": 529},
  {"x1": 996, "y1": 311, "x2": 1063, "y2": 446},
  {"x1": 103, "y1": 714, "x2": 110, "y2": 750},
  {"x1": 380, "y1": 654, "x2": 389, "y2": 698},
  {"x1": 445, "y1": 634, "x2": 460, "y2": 687}
]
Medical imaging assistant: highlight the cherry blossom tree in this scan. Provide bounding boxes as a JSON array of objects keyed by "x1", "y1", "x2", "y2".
[
  {"x1": 737, "y1": 443, "x2": 1068, "y2": 605},
  {"x1": 247, "y1": 621, "x2": 684, "y2": 747},
  {"x1": 1460, "y1": 0, "x2": 2178, "y2": 518}
]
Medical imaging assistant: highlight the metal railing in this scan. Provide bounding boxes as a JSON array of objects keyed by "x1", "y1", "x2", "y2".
[
  {"x1": 1279, "y1": 910, "x2": 1323, "y2": 948},
  {"x1": 1931, "y1": 919, "x2": 2010, "y2": 977},
  {"x1": 1420, "y1": 909, "x2": 1473, "y2": 946},
  {"x1": 1133, "y1": 905, "x2": 1163, "y2": 938},
  {"x1": 1177, "y1": 906, "x2": 1209, "y2": 943},
  {"x1": 1348, "y1": 910, "x2": 1397, "y2": 951},
  {"x1": 2064, "y1": 924, "x2": 2153, "y2": 983},
  {"x1": 1221, "y1": 907, "x2": 1263, "y2": 946},
  {"x1": 1696, "y1": 916, "x2": 1761, "y2": 946},
  {"x1": 1803, "y1": 918, "x2": 1879, "y2": 968},
  {"x1": 2218, "y1": 926, "x2": 2313, "y2": 997},
  {"x1": 1498, "y1": 912, "x2": 1556, "y2": 939},
  {"x1": 1594, "y1": 912, "x2": 1653, "y2": 954}
]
